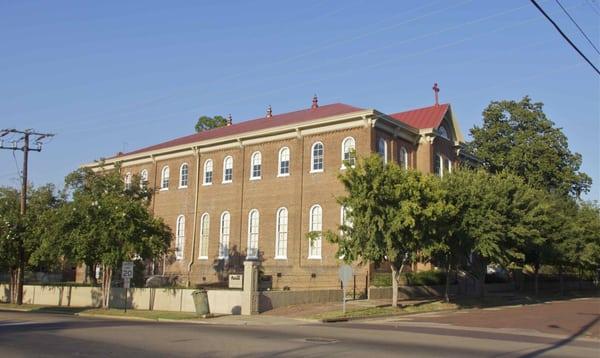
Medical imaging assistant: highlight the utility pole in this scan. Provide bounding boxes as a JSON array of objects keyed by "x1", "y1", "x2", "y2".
[{"x1": 0, "y1": 129, "x2": 54, "y2": 305}]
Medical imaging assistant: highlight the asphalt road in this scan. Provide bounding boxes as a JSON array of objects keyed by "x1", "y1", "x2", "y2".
[{"x1": 0, "y1": 305, "x2": 598, "y2": 357}]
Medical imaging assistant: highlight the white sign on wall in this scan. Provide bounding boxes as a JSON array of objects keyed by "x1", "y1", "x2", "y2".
[
  {"x1": 229, "y1": 274, "x2": 243, "y2": 289},
  {"x1": 121, "y1": 261, "x2": 134, "y2": 279}
]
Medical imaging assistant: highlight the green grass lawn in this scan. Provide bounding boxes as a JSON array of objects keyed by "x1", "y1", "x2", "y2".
[
  {"x1": 81, "y1": 308, "x2": 202, "y2": 321},
  {"x1": 313, "y1": 300, "x2": 457, "y2": 321}
]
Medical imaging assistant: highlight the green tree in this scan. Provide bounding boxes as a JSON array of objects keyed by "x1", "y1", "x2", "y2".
[
  {"x1": 0, "y1": 185, "x2": 62, "y2": 304},
  {"x1": 441, "y1": 169, "x2": 537, "y2": 297},
  {"x1": 195, "y1": 115, "x2": 228, "y2": 133},
  {"x1": 325, "y1": 154, "x2": 451, "y2": 307},
  {"x1": 469, "y1": 96, "x2": 591, "y2": 197},
  {"x1": 44, "y1": 166, "x2": 172, "y2": 308}
]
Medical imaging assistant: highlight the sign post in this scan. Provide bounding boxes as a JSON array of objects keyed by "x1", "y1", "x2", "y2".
[
  {"x1": 338, "y1": 264, "x2": 353, "y2": 315},
  {"x1": 121, "y1": 261, "x2": 134, "y2": 313}
]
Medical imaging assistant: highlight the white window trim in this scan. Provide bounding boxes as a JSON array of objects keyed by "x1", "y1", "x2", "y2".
[
  {"x1": 399, "y1": 146, "x2": 409, "y2": 170},
  {"x1": 178, "y1": 163, "x2": 189, "y2": 189},
  {"x1": 198, "y1": 213, "x2": 209, "y2": 260},
  {"x1": 340, "y1": 136, "x2": 356, "y2": 170},
  {"x1": 247, "y1": 209, "x2": 259, "y2": 259},
  {"x1": 308, "y1": 204, "x2": 323, "y2": 260},
  {"x1": 310, "y1": 141, "x2": 324, "y2": 174},
  {"x1": 250, "y1": 151, "x2": 262, "y2": 180},
  {"x1": 274, "y1": 207, "x2": 288, "y2": 260},
  {"x1": 222, "y1": 156, "x2": 233, "y2": 184},
  {"x1": 377, "y1": 138, "x2": 388, "y2": 164},
  {"x1": 175, "y1": 215, "x2": 185, "y2": 261},
  {"x1": 203, "y1": 159, "x2": 213, "y2": 186},
  {"x1": 140, "y1": 169, "x2": 148, "y2": 187},
  {"x1": 160, "y1": 166, "x2": 170, "y2": 191},
  {"x1": 277, "y1": 147, "x2": 291, "y2": 178},
  {"x1": 218, "y1": 211, "x2": 230, "y2": 259}
]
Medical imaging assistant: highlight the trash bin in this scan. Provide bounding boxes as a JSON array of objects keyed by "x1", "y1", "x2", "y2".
[{"x1": 191, "y1": 289, "x2": 210, "y2": 315}]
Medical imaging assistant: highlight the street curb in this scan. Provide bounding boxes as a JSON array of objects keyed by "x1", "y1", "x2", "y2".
[
  {"x1": 319, "y1": 307, "x2": 459, "y2": 323},
  {"x1": 76, "y1": 312, "x2": 158, "y2": 322},
  {"x1": 0, "y1": 307, "x2": 33, "y2": 312}
]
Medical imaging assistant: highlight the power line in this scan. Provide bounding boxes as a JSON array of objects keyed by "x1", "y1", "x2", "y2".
[
  {"x1": 554, "y1": 0, "x2": 600, "y2": 55},
  {"x1": 529, "y1": 0, "x2": 600, "y2": 75},
  {"x1": 584, "y1": 0, "x2": 600, "y2": 16}
]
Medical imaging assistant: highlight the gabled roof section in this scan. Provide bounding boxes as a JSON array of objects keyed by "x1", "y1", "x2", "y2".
[
  {"x1": 389, "y1": 103, "x2": 449, "y2": 129},
  {"x1": 116, "y1": 103, "x2": 363, "y2": 158}
]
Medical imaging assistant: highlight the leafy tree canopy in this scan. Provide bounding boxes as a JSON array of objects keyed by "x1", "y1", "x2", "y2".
[
  {"x1": 469, "y1": 96, "x2": 591, "y2": 197},
  {"x1": 195, "y1": 115, "x2": 228, "y2": 133}
]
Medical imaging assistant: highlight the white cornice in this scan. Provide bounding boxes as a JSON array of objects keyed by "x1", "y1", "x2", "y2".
[{"x1": 84, "y1": 109, "x2": 377, "y2": 168}]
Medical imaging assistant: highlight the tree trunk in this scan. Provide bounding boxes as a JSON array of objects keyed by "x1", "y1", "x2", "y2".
[
  {"x1": 444, "y1": 258, "x2": 452, "y2": 303},
  {"x1": 9, "y1": 267, "x2": 17, "y2": 304},
  {"x1": 391, "y1": 265, "x2": 399, "y2": 308},
  {"x1": 101, "y1": 264, "x2": 113, "y2": 309},
  {"x1": 533, "y1": 263, "x2": 540, "y2": 298},
  {"x1": 558, "y1": 266, "x2": 564, "y2": 296}
]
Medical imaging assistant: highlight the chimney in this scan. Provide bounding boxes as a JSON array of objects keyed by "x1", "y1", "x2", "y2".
[
  {"x1": 266, "y1": 105, "x2": 273, "y2": 118},
  {"x1": 311, "y1": 94, "x2": 319, "y2": 109},
  {"x1": 432, "y1": 83, "x2": 440, "y2": 106},
  {"x1": 227, "y1": 114, "x2": 233, "y2": 126}
]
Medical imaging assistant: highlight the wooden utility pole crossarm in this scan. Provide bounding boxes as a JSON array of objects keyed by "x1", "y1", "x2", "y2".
[{"x1": 0, "y1": 128, "x2": 54, "y2": 305}]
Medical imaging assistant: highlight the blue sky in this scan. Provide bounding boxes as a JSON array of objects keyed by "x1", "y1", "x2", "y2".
[{"x1": 1, "y1": 0, "x2": 598, "y2": 200}]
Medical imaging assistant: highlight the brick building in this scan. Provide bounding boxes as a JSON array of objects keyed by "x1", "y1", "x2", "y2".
[{"x1": 84, "y1": 95, "x2": 469, "y2": 290}]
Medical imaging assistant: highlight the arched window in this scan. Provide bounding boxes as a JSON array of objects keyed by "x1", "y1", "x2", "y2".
[
  {"x1": 124, "y1": 172, "x2": 132, "y2": 190},
  {"x1": 434, "y1": 153, "x2": 444, "y2": 177},
  {"x1": 311, "y1": 142, "x2": 324, "y2": 172},
  {"x1": 203, "y1": 159, "x2": 213, "y2": 185},
  {"x1": 438, "y1": 125, "x2": 449, "y2": 140},
  {"x1": 219, "y1": 211, "x2": 230, "y2": 259},
  {"x1": 199, "y1": 213, "x2": 209, "y2": 259},
  {"x1": 308, "y1": 205, "x2": 322, "y2": 259},
  {"x1": 175, "y1": 215, "x2": 185, "y2": 260},
  {"x1": 247, "y1": 209, "x2": 259, "y2": 258},
  {"x1": 399, "y1": 147, "x2": 408, "y2": 170},
  {"x1": 341, "y1": 137, "x2": 356, "y2": 168},
  {"x1": 250, "y1": 152, "x2": 261, "y2": 179},
  {"x1": 179, "y1": 163, "x2": 189, "y2": 188},
  {"x1": 140, "y1": 169, "x2": 148, "y2": 188},
  {"x1": 278, "y1": 147, "x2": 290, "y2": 176},
  {"x1": 377, "y1": 138, "x2": 387, "y2": 163},
  {"x1": 275, "y1": 208, "x2": 288, "y2": 259},
  {"x1": 223, "y1": 156, "x2": 233, "y2": 183},
  {"x1": 446, "y1": 158, "x2": 452, "y2": 174},
  {"x1": 161, "y1": 166, "x2": 170, "y2": 190}
]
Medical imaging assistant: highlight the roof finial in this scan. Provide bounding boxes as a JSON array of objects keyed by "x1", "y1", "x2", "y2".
[
  {"x1": 227, "y1": 114, "x2": 233, "y2": 126},
  {"x1": 266, "y1": 105, "x2": 273, "y2": 118},
  {"x1": 432, "y1": 83, "x2": 440, "y2": 106},
  {"x1": 311, "y1": 94, "x2": 319, "y2": 109}
]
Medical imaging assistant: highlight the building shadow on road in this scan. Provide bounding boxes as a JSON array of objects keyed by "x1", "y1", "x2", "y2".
[{"x1": 518, "y1": 314, "x2": 599, "y2": 358}]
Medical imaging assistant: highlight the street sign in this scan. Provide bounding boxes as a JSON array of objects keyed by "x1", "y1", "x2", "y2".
[
  {"x1": 229, "y1": 274, "x2": 243, "y2": 289},
  {"x1": 121, "y1": 261, "x2": 134, "y2": 279},
  {"x1": 338, "y1": 264, "x2": 353, "y2": 287}
]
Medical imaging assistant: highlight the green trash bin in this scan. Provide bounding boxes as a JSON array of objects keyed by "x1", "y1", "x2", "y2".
[{"x1": 191, "y1": 289, "x2": 210, "y2": 316}]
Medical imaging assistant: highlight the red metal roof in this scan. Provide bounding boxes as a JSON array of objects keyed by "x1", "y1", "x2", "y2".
[
  {"x1": 116, "y1": 103, "x2": 363, "y2": 158},
  {"x1": 389, "y1": 103, "x2": 449, "y2": 129}
]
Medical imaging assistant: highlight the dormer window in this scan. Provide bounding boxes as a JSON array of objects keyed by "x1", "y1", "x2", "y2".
[{"x1": 438, "y1": 125, "x2": 449, "y2": 140}]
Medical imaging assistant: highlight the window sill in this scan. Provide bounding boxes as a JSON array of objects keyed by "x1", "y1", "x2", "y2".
[
  {"x1": 159, "y1": 188, "x2": 169, "y2": 192},
  {"x1": 309, "y1": 169, "x2": 323, "y2": 174},
  {"x1": 178, "y1": 185, "x2": 188, "y2": 189},
  {"x1": 202, "y1": 182, "x2": 212, "y2": 186},
  {"x1": 307, "y1": 256, "x2": 322, "y2": 260},
  {"x1": 274, "y1": 256, "x2": 287, "y2": 260},
  {"x1": 277, "y1": 173, "x2": 290, "y2": 178},
  {"x1": 198, "y1": 256, "x2": 208, "y2": 260},
  {"x1": 249, "y1": 177, "x2": 261, "y2": 181},
  {"x1": 217, "y1": 256, "x2": 229, "y2": 260},
  {"x1": 222, "y1": 180, "x2": 232, "y2": 184}
]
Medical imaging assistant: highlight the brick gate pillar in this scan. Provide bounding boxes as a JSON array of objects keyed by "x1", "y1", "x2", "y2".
[{"x1": 242, "y1": 260, "x2": 259, "y2": 315}]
